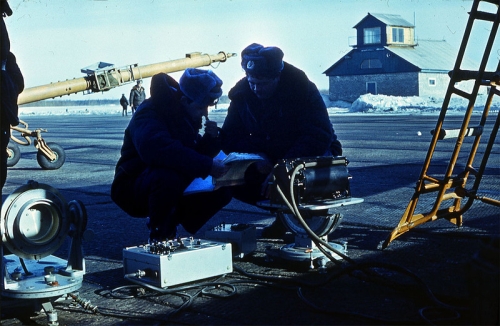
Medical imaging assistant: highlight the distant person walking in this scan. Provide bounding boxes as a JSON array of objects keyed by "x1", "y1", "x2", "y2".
[
  {"x1": 120, "y1": 93, "x2": 129, "y2": 116},
  {"x1": 129, "y1": 79, "x2": 146, "y2": 114}
]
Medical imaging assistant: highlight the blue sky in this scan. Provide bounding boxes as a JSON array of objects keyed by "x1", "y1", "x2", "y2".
[{"x1": 5, "y1": 0, "x2": 498, "y2": 100}]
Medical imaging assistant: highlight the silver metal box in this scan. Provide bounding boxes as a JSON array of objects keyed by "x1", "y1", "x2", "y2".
[
  {"x1": 205, "y1": 223, "x2": 256, "y2": 258},
  {"x1": 123, "y1": 238, "x2": 233, "y2": 288}
]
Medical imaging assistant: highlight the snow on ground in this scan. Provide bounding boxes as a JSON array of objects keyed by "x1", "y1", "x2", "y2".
[
  {"x1": 18, "y1": 94, "x2": 498, "y2": 116},
  {"x1": 325, "y1": 94, "x2": 498, "y2": 115}
]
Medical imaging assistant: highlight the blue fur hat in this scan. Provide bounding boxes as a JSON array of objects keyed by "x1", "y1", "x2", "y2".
[
  {"x1": 241, "y1": 43, "x2": 284, "y2": 78},
  {"x1": 179, "y1": 68, "x2": 223, "y2": 105}
]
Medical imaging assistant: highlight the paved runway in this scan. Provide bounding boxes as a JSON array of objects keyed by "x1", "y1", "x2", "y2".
[{"x1": 1, "y1": 113, "x2": 499, "y2": 325}]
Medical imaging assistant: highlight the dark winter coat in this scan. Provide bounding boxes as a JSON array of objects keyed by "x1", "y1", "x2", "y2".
[
  {"x1": 120, "y1": 95, "x2": 129, "y2": 108},
  {"x1": 1, "y1": 52, "x2": 24, "y2": 128},
  {"x1": 129, "y1": 85, "x2": 146, "y2": 107},
  {"x1": 113, "y1": 73, "x2": 220, "y2": 184},
  {"x1": 221, "y1": 62, "x2": 341, "y2": 163},
  {"x1": 1, "y1": 15, "x2": 10, "y2": 64}
]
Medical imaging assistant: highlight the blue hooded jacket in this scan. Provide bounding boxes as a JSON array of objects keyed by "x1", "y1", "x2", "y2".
[{"x1": 114, "y1": 73, "x2": 220, "y2": 182}]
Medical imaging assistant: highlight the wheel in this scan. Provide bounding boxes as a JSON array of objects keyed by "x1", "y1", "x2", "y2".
[
  {"x1": 68, "y1": 199, "x2": 88, "y2": 233},
  {"x1": 6, "y1": 141, "x2": 21, "y2": 167},
  {"x1": 37, "y1": 142, "x2": 66, "y2": 170}
]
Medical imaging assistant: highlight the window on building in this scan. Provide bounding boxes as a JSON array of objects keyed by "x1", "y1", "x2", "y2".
[
  {"x1": 361, "y1": 59, "x2": 382, "y2": 69},
  {"x1": 392, "y1": 28, "x2": 404, "y2": 43},
  {"x1": 429, "y1": 78, "x2": 436, "y2": 86},
  {"x1": 363, "y1": 27, "x2": 381, "y2": 44},
  {"x1": 366, "y1": 82, "x2": 377, "y2": 94}
]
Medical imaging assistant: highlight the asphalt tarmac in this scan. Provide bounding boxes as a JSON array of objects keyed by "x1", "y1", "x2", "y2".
[{"x1": 1, "y1": 113, "x2": 499, "y2": 325}]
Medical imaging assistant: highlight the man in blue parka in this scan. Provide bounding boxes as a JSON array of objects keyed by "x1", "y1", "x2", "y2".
[
  {"x1": 111, "y1": 69, "x2": 231, "y2": 241},
  {"x1": 221, "y1": 43, "x2": 342, "y2": 238}
]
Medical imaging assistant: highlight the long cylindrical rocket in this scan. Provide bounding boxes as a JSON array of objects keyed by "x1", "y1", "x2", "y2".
[{"x1": 18, "y1": 51, "x2": 236, "y2": 105}]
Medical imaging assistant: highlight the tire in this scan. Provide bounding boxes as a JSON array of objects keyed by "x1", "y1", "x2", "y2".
[
  {"x1": 68, "y1": 199, "x2": 88, "y2": 235},
  {"x1": 6, "y1": 141, "x2": 21, "y2": 167},
  {"x1": 37, "y1": 142, "x2": 66, "y2": 170}
]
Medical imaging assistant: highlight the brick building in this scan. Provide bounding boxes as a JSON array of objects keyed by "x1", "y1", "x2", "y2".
[{"x1": 324, "y1": 13, "x2": 476, "y2": 102}]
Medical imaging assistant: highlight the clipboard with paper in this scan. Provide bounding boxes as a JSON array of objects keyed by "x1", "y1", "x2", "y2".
[
  {"x1": 183, "y1": 152, "x2": 265, "y2": 194},
  {"x1": 212, "y1": 152, "x2": 266, "y2": 189}
]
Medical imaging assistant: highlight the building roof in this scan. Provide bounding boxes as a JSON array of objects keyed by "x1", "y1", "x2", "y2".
[
  {"x1": 324, "y1": 13, "x2": 479, "y2": 76},
  {"x1": 323, "y1": 39, "x2": 479, "y2": 75},
  {"x1": 354, "y1": 13, "x2": 414, "y2": 28},
  {"x1": 387, "y1": 39, "x2": 477, "y2": 71}
]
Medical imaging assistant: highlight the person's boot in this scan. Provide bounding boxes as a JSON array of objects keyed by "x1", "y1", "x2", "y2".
[{"x1": 261, "y1": 217, "x2": 288, "y2": 239}]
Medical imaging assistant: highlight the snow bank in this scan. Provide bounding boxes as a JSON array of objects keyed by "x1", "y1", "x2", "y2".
[
  {"x1": 19, "y1": 94, "x2": 498, "y2": 116},
  {"x1": 351, "y1": 94, "x2": 432, "y2": 113},
  {"x1": 346, "y1": 93, "x2": 499, "y2": 114},
  {"x1": 19, "y1": 106, "x2": 123, "y2": 116}
]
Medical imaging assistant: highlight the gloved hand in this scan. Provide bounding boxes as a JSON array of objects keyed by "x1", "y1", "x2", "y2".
[
  {"x1": 210, "y1": 159, "x2": 229, "y2": 178},
  {"x1": 204, "y1": 119, "x2": 220, "y2": 138}
]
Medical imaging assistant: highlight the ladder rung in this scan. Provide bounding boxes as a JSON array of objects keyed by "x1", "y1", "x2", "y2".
[
  {"x1": 450, "y1": 69, "x2": 500, "y2": 83},
  {"x1": 481, "y1": 0, "x2": 500, "y2": 6},
  {"x1": 484, "y1": 79, "x2": 499, "y2": 87},
  {"x1": 422, "y1": 182, "x2": 442, "y2": 192},
  {"x1": 421, "y1": 177, "x2": 464, "y2": 193},
  {"x1": 474, "y1": 10, "x2": 498, "y2": 23},
  {"x1": 431, "y1": 126, "x2": 483, "y2": 140},
  {"x1": 452, "y1": 87, "x2": 472, "y2": 100}
]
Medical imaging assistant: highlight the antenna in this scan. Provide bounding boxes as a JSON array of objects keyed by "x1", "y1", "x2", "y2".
[{"x1": 414, "y1": 11, "x2": 417, "y2": 44}]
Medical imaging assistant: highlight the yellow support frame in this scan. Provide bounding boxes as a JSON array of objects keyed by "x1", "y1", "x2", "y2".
[{"x1": 382, "y1": 0, "x2": 500, "y2": 249}]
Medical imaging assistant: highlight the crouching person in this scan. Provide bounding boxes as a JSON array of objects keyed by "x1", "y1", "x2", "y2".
[{"x1": 111, "y1": 68, "x2": 231, "y2": 242}]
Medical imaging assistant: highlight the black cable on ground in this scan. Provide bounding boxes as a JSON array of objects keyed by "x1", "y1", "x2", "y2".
[
  {"x1": 62, "y1": 275, "x2": 236, "y2": 322},
  {"x1": 233, "y1": 259, "x2": 468, "y2": 325},
  {"x1": 64, "y1": 252, "x2": 468, "y2": 324},
  {"x1": 232, "y1": 264, "x2": 419, "y2": 324},
  {"x1": 296, "y1": 287, "x2": 420, "y2": 325}
]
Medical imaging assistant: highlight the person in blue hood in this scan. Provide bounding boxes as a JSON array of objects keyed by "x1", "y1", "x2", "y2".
[
  {"x1": 221, "y1": 43, "x2": 342, "y2": 238},
  {"x1": 111, "y1": 68, "x2": 231, "y2": 242}
]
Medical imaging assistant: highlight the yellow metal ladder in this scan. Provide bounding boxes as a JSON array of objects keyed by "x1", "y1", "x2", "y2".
[{"x1": 382, "y1": 0, "x2": 500, "y2": 249}]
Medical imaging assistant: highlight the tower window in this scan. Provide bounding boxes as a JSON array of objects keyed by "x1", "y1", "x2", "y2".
[
  {"x1": 392, "y1": 28, "x2": 404, "y2": 43},
  {"x1": 364, "y1": 27, "x2": 381, "y2": 44}
]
